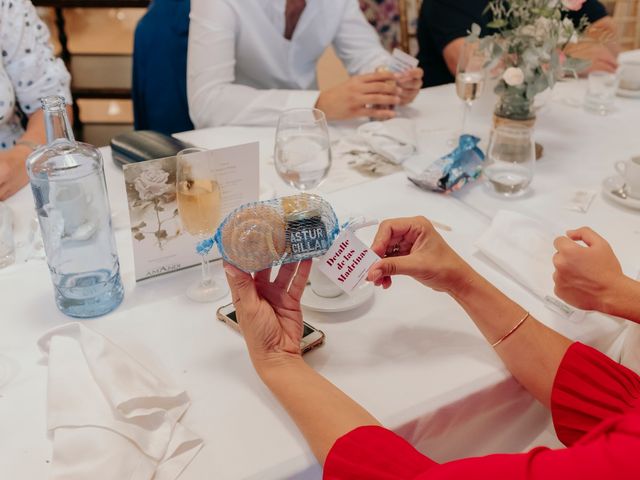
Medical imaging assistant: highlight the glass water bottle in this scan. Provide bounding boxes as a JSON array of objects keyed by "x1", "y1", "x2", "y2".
[{"x1": 26, "y1": 96, "x2": 124, "y2": 317}]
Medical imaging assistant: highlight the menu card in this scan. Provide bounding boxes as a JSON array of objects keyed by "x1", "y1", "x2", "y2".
[{"x1": 123, "y1": 143, "x2": 259, "y2": 281}]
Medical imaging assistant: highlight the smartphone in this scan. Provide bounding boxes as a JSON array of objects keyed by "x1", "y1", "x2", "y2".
[{"x1": 216, "y1": 303, "x2": 325, "y2": 354}]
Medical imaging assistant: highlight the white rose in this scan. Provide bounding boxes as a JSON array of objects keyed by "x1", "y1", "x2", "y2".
[
  {"x1": 134, "y1": 167, "x2": 171, "y2": 201},
  {"x1": 503, "y1": 67, "x2": 525, "y2": 86}
]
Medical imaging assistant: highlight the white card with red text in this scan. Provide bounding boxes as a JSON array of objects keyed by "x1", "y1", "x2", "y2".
[{"x1": 317, "y1": 229, "x2": 380, "y2": 294}]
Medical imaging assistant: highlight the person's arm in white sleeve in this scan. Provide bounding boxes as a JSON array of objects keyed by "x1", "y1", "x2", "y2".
[
  {"x1": 331, "y1": 0, "x2": 391, "y2": 75},
  {"x1": 187, "y1": 0, "x2": 318, "y2": 128}
]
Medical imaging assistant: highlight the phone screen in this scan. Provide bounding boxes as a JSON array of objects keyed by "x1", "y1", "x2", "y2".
[{"x1": 226, "y1": 309, "x2": 314, "y2": 337}]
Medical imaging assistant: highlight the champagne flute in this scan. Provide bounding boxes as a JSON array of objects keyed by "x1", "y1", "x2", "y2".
[
  {"x1": 176, "y1": 147, "x2": 228, "y2": 302},
  {"x1": 455, "y1": 39, "x2": 487, "y2": 138},
  {"x1": 274, "y1": 108, "x2": 332, "y2": 192}
]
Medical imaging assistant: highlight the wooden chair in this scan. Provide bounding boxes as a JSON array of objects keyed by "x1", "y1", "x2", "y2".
[
  {"x1": 612, "y1": 0, "x2": 640, "y2": 50},
  {"x1": 398, "y1": 0, "x2": 422, "y2": 54},
  {"x1": 32, "y1": 0, "x2": 151, "y2": 140}
]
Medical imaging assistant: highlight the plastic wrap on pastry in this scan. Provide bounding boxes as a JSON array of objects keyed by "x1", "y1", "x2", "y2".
[
  {"x1": 407, "y1": 134, "x2": 485, "y2": 193},
  {"x1": 197, "y1": 194, "x2": 340, "y2": 272}
]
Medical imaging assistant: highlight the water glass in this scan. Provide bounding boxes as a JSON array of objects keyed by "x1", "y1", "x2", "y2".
[
  {"x1": 584, "y1": 71, "x2": 617, "y2": 115},
  {"x1": 274, "y1": 108, "x2": 332, "y2": 191},
  {"x1": 619, "y1": 61, "x2": 640, "y2": 92},
  {"x1": 484, "y1": 125, "x2": 535, "y2": 197},
  {"x1": 0, "y1": 202, "x2": 14, "y2": 269}
]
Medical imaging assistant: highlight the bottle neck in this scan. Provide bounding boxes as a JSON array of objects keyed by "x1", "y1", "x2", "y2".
[{"x1": 44, "y1": 107, "x2": 75, "y2": 144}]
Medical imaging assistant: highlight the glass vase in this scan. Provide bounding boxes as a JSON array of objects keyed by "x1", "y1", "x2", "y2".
[{"x1": 493, "y1": 93, "x2": 542, "y2": 159}]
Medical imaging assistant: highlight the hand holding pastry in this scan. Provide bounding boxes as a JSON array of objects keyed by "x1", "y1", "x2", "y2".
[{"x1": 224, "y1": 260, "x2": 311, "y2": 374}]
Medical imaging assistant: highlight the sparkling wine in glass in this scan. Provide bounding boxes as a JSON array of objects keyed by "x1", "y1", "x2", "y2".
[
  {"x1": 274, "y1": 108, "x2": 332, "y2": 191},
  {"x1": 456, "y1": 71, "x2": 485, "y2": 103},
  {"x1": 455, "y1": 39, "x2": 487, "y2": 137},
  {"x1": 176, "y1": 148, "x2": 228, "y2": 302}
]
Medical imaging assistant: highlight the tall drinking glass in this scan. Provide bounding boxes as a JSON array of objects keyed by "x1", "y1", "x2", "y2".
[
  {"x1": 274, "y1": 108, "x2": 332, "y2": 191},
  {"x1": 484, "y1": 125, "x2": 535, "y2": 197},
  {"x1": 455, "y1": 39, "x2": 487, "y2": 136},
  {"x1": 176, "y1": 148, "x2": 227, "y2": 302},
  {"x1": 584, "y1": 71, "x2": 618, "y2": 115}
]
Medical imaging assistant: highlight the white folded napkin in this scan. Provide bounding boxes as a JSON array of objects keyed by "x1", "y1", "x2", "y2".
[
  {"x1": 476, "y1": 210, "x2": 582, "y2": 320},
  {"x1": 38, "y1": 323, "x2": 203, "y2": 480},
  {"x1": 357, "y1": 118, "x2": 417, "y2": 164},
  {"x1": 334, "y1": 118, "x2": 417, "y2": 166}
]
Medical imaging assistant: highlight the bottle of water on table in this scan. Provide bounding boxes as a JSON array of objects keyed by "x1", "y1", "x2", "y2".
[{"x1": 26, "y1": 96, "x2": 124, "y2": 317}]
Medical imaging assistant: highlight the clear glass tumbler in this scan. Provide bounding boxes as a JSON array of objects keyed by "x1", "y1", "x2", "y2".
[
  {"x1": 484, "y1": 124, "x2": 535, "y2": 198},
  {"x1": 584, "y1": 71, "x2": 618, "y2": 115}
]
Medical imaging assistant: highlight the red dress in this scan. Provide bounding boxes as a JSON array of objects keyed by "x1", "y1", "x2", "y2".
[{"x1": 324, "y1": 343, "x2": 640, "y2": 479}]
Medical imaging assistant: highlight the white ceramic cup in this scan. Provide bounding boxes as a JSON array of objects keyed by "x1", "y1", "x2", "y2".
[
  {"x1": 615, "y1": 156, "x2": 640, "y2": 199},
  {"x1": 309, "y1": 258, "x2": 343, "y2": 298},
  {"x1": 619, "y1": 61, "x2": 640, "y2": 92}
]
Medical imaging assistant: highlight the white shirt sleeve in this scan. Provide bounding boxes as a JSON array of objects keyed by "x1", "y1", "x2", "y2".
[
  {"x1": 332, "y1": 0, "x2": 392, "y2": 76},
  {"x1": 0, "y1": 0, "x2": 72, "y2": 116},
  {"x1": 187, "y1": 0, "x2": 319, "y2": 128}
]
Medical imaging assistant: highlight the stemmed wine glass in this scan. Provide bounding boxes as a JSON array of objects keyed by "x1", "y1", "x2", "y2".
[
  {"x1": 455, "y1": 39, "x2": 487, "y2": 138},
  {"x1": 274, "y1": 108, "x2": 333, "y2": 294},
  {"x1": 176, "y1": 147, "x2": 228, "y2": 302},
  {"x1": 274, "y1": 108, "x2": 332, "y2": 192}
]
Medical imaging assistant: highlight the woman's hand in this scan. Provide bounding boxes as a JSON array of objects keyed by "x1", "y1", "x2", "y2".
[
  {"x1": 223, "y1": 260, "x2": 312, "y2": 375},
  {"x1": 396, "y1": 67, "x2": 423, "y2": 105},
  {"x1": 0, "y1": 146, "x2": 31, "y2": 200},
  {"x1": 366, "y1": 216, "x2": 473, "y2": 294},
  {"x1": 315, "y1": 71, "x2": 401, "y2": 121},
  {"x1": 552, "y1": 227, "x2": 625, "y2": 313}
]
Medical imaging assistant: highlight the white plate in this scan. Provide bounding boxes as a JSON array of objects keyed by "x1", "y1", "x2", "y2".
[
  {"x1": 617, "y1": 87, "x2": 640, "y2": 99},
  {"x1": 602, "y1": 176, "x2": 640, "y2": 210},
  {"x1": 301, "y1": 283, "x2": 374, "y2": 313}
]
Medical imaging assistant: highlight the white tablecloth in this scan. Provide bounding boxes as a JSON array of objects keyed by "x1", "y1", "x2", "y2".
[{"x1": 1, "y1": 76, "x2": 638, "y2": 479}]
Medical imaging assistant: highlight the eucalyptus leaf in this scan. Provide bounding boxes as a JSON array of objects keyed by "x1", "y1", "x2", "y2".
[{"x1": 487, "y1": 19, "x2": 508, "y2": 29}]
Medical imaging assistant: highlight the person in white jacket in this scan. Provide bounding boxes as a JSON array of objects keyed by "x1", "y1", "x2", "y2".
[{"x1": 187, "y1": 0, "x2": 424, "y2": 128}]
